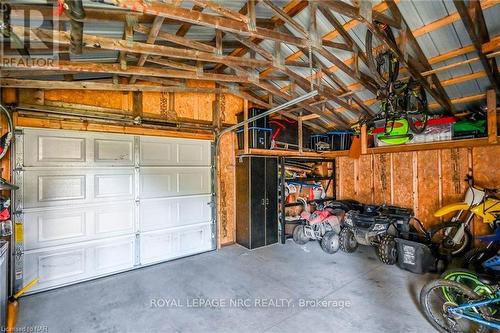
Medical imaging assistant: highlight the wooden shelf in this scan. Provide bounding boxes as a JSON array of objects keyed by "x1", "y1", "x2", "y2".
[
  {"x1": 285, "y1": 176, "x2": 332, "y2": 182},
  {"x1": 367, "y1": 137, "x2": 499, "y2": 154},
  {"x1": 236, "y1": 137, "x2": 500, "y2": 158},
  {"x1": 236, "y1": 148, "x2": 348, "y2": 158},
  {"x1": 284, "y1": 196, "x2": 337, "y2": 208}
]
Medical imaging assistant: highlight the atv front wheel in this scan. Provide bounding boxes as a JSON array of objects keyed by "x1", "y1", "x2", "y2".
[
  {"x1": 377, "y1": 235, "x2": 397, "y2": 265},
  {"x1": 293, "y1": 225, "x2": 309, "y2": 245},
  {"x1": 321, "y1": 231, "x2": 340, "y2": 254},
  {"x1": 339, "y1": 228, "x2": 358, "y2": 253}
]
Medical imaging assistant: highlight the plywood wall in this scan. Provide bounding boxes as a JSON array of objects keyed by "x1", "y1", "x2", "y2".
[{"x1": 336, "y1": 145, "x2": 500, "y2": 235}]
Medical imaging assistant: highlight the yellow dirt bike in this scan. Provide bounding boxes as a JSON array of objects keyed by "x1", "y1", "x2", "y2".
[{"x1": 431, "y1": 175, "x2": 500, "y2": 256}]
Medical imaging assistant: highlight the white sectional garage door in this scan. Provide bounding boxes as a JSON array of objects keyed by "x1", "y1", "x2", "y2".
[{"x1": 14, "y1": 128, "x2": 214, "y2": 293}]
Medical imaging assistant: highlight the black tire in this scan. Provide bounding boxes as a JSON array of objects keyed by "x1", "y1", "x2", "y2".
[
  {"x1": 420, "y1": 279, "x2": 490, "y2": 333},
  {"x1": 462, "y1": 247, "x2": 498, "y2": 273},
  {"x1": 429, "y1": 222, "x2": 471, "y2": 256},
  {"x1": 321, "y1": 231, "x2": 340, "y2": 254},
  {"x1": 377, "y1": 235, "x2": 397, "y2": 265},
  {"x1": 366, "y1": 22, "x2": 399, "y2": 87},
  {"x1": 406, "y1": 82, "x2": 429, "y2": 134},
  {"x1": 292, "y1": 225, "x2": 309, "y2": 245},
  {"x1": 339, "y1": 228, "x2": 358, "y2": 253}
]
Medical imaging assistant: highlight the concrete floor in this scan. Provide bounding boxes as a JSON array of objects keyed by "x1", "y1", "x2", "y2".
[{"x1": 18, "y1": 240, "x2": 437, "y2": 333}]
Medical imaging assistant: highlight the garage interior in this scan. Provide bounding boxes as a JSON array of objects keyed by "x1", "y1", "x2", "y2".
[{"x1": 0, "y1": 0, "x2": 500, "y2": 332}]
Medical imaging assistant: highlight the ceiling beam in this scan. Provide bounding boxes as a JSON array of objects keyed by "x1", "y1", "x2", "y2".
[
  {"x1": 320, "y1": 0, "x2": 401, "y2": 28},
  {"x1": 129, "y1": 16, "x2": 165, "y2": 84},
  {"x1": 134, "y1": 24, "x2": 216, "y2": 53},
  {"x1": 111, "y1": 1, "x2": 309, "y2": 47},
  {"x1": 0, "y1": 79, "x2": 238, "y2": 93},
  {"x1": 16, "y1": 27, "x2": 270, "y2": 69},
  {"x1": 454, "y1": 0, "x2": 500, "y2": 95},
  {"x1": 1, "y1": 60, "x2": 251, "y2": 83}
]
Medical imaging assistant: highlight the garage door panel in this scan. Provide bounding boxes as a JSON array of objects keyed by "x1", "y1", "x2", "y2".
[
  {"x1": 140, "y1": 195, "x2": 211, "y2": 232},
  {"x1": 94, "y1": 139, "x2": 134, "y2": 164},
  {"x1": 140, "y1": 137, "x2": 211, "y2": 166},
  {"x1": 94, "y1": 173, "x2": 133, "y2": 199},
  {"x1": 140, "y1": 223, "x2": 212, "y2": 265},
  {"x1": 94, "y1": 239, "x2": 135, "y2": 273},
  {"x1": 140, "y1": 167, "x2": 211, "y2": 198},
  {"x1": 23, "y1": 129, "x2": 135, "y2": 167},
  {"x1": 23, "y1": 169, "x2": 135, "y2": 208},
  {"x1": 38, "y1": 175, "x2": 86, "y2": 203},
  {"x1": 23, "y1": 236, "x2": 135, "y2": 293},
  {"x1": 23, "y1": 203, "x2": 135, "y2": 250},
  {"x1": 94, "y1": 204, "x2": 135, "y2": 235},
  {"x1": 37, "y1": 136, "x2": 86, "y2": 164}
]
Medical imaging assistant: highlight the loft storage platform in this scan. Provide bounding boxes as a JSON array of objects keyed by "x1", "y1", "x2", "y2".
[{"x1": 236, "y1": 137, "x2": 500, "y2": 158}]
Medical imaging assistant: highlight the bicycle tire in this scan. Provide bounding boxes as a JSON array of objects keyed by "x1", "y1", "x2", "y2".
[
  {"x1": 406, "y1": 82, "x2": 429, "y2": 134},
  {"x1": 366, "y1": 22, "x2": 399, "y2": 87},
  {"x1": 420, "y1": 279, "x2": 490, "y2": 333}
]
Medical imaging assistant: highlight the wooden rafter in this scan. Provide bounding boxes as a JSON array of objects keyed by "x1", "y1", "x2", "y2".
[
  {"x1": 0, "y1": 61, "x2": 251, "y2": 83},
  {"x1": 134, "y1": 24, "x2": 216, "y2": 52},
  {"x1": 129, "y1": 16, "x2": 165, "y2": 84},
  {"x1": 16, "y1": 27, "x2": 270, "y2": 69},
  {"x1": 111, "y1": 1, "x2": 308, "y2": 47},
  {"x1": 454, "y1": 0, "x2": 500, "y2": 95}
]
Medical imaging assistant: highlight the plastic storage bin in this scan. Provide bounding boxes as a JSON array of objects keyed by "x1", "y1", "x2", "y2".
[
  {"x1": 237, "y1": 127, "x2": 272, "y2": 149},
  {"x1": 310, "y1": 134, "x2": 329, "y2": 151},
  {"x1": 410, "y1": 116, "x2": 456, "y2": 143},
  {"x1": 237, "y1": 107, "x2": 268, "y2": 128},
  {"x1": 327, "y1": 131, "x2": 353, "y2": 150},
  {"x1": 395, "y1": 238, "x2": 435, "y2": 274}
]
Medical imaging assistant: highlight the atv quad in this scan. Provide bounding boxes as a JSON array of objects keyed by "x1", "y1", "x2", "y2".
[{"x1": 339, "y1": 204, "x2": 414, "y2": 264}]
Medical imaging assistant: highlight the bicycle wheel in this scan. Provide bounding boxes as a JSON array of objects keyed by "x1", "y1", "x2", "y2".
[
  {"x1": 441, "y1": 269, "x2": 496, "y2": 303},
  {"x1": 406, "y1": 82, "x2": 429, "y2": 134},
  {"x1": 420, "y1": 279, "x2": 490, "y2": 333},
  {"x1": 366, "y1": 21, "x2": 399, "y2": 87}
]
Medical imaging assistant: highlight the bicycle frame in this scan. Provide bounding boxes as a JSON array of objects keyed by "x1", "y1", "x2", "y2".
[{"x1": 448, "y1": 292, "x2": 500, "y2": 330}]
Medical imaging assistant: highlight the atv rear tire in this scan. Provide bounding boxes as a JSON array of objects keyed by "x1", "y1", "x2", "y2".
[
  {"x1": 321, "y1": 231, "x2": 340, "y2": 254},
  {"x1": 377, "y1": 235, "x2": 397, "y2": 265},
  {"x1": 339, "y1": 228, "x2": 358, "y2": 253},
  {"x1": 293, "y1": 225, "x2": 309, "y2": 245}
]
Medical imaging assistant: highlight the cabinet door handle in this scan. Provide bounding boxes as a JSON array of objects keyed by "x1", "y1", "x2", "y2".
[
  {"x1": 266, "y1": 198, "x2": 269, "y2": 205},
  {"x1": 261, "y1": 199, "x2": 265, "y2": 206}
]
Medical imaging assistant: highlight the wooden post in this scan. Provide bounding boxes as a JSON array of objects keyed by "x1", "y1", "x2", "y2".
[
  {"x1": 487, "y1": 89, "x2": 497, "y2": 144},
  {"x1": 361, "y1": 124, "x2": 368, "y2": 154},
  {"x1": 298, "y1": 114, "x2": 303, "y2": 154},
  {"x1": 243, "y1": 99, "x2": 249, "y2": 154}
]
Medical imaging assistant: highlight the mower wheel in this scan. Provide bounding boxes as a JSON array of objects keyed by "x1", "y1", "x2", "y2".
[
  {"x1": 377, "y1": 235, "x2": 397, "y2": 265},
  {"x1": 339, "y1": 228, "x2": 358, "y2": 253},
  {"x1": 293, "y1": 225, "x2": 309, "y2": 245},
  {"x1": 321, "y1": 231, "x2": 340, "y2": 254}
]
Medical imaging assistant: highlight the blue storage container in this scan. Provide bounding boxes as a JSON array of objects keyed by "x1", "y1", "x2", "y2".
[
  {"x1": 310, "y1": 134, "x2": 329, "y2": 151},
  {"x1": 327, "y1": 130, "x2": 353, "y2": 151}
]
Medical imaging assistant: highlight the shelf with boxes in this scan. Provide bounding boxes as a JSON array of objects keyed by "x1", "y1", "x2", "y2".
[{"x1": 278, "y1": 157, "x2": 336, "y2": 244}]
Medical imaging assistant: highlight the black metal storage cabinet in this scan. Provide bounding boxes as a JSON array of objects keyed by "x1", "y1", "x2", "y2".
[{"x1": 236, "y1": 157, "x2": 278, "y2": 249}]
